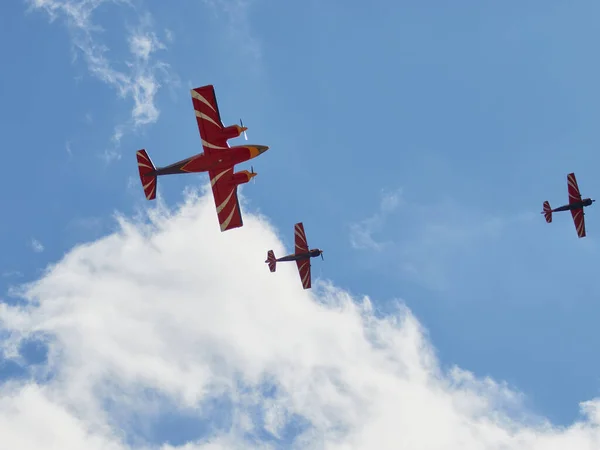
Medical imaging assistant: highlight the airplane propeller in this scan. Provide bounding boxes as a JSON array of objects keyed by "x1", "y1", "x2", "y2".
[
  {"x1": 240, "y1": 118, "x2": 248, "y2": 140},
  {"x1": 320, "y1": 250, "x2": 324, "y2": 260},
  {"x1": 250, "y1": 165, "x2": 256, "y2": 184}
]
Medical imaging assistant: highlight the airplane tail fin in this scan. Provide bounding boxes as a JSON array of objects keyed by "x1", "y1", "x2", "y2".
[
  {"x1": 265, "y1": 250, "x2": 277, "y2": 272},
  {"x1": 542, "y1": 201, "x2": 552, "y2": 223},
  {"x1": 136, "y1": 149, "x2": 157, "y2": 200}
]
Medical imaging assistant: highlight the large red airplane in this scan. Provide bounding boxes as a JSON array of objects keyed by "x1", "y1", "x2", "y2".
[
  {"x1": 136, "y1": 85, "x2": 270, "y2": 232},
  {"x1": 542, "y1": 172, "x2": 595, "y2": 238},
  {"x1": 265, "y1": 222, "x2": 323, "y2": 289}
]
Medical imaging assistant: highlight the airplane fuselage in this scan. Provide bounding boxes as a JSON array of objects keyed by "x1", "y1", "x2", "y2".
[
  {"x1": 153, "y1": 145, "x2": 269, "y2": 176},
  {"x1": 276, "y1": 248, "x2": 323, "y2": 262},
  {"x1": 551, "y1": 198, "x2": 594, "y2": 212}
]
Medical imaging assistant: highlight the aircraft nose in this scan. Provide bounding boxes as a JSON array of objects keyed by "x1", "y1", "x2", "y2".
[{"x1": 248, "y1": 145, "x2": 270, "y2": 159}]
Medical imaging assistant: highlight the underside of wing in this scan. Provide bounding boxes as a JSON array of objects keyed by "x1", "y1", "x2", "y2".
[
  {"x1": 191, "y1": 85, "x2": 228, "y2": 155},
  {"x1": 294, "y1": 222, "x2": 309, "y2": 255},
  {"x1": 570, "y1": 208, "x2": 586, "y2": 238},
  {"x1": 209, "y1": 167, "x2": 243, "y2": 232},
  {"x1": 568, "y1": 172, "x2": 582, "y2": 204},
  {"x1": 296, "y1": 259, "x2": 312, "y2": 289}
]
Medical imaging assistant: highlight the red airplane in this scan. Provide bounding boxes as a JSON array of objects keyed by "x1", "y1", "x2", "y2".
[
  {"x1": 542, "y1": 172, "x2": 595, "y2": 238},
  {"x1": 265, "y1": 222, "x2": 323, "y2": 290},
  {"x1": 136, "y1": 85, "x2": 270, "y2": 232}
]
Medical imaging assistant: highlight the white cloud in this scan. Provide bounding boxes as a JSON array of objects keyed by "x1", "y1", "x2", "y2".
[
  {"x1": 25, "y1": 0, "x2": 176, "y2": 144},
  {"x1": 349, "y1": 188, "x2": 403, "y2": 251},
  {"x1": 128, "y1": 30, "x2": 164, "y2": 62},
  {"x1": 164, "y1": 28, "x2": 174, "y2": 43},
  {"x1": 30, "y1": 239, "x2": 44, "y2": 253},
  {"x1": 0, "y1": 384, "x2": 125, "y2": 450},
  {"x1": 0, "y1": 189, "x2": 599, "y2": 449}
]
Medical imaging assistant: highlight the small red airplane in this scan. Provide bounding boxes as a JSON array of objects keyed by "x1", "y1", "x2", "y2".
[
  {"x1": 136, "y1": 85, "x2": 270, "y2": 232},
  {"x1": 542, "y1": 172, "x2": 595, "y2": 238},
  {"x1": 265, "y1": 222, "x2": 323, "y2": 290}
]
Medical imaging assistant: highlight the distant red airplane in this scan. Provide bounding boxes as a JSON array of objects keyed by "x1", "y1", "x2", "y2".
[
  {"x1": 266, "y1": 222, "x2": 323, "y2": 289},
  {"x1": 136, "y1": 85, "x2": 270, "y2": 232},
  {"x1": 542, "y1": 172, "x2": 594, "y2": 238}
]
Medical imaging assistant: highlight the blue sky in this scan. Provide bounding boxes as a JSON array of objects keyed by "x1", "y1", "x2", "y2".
[{"x1": 2, "y1": 0, "x2": 600, "y2": 447}]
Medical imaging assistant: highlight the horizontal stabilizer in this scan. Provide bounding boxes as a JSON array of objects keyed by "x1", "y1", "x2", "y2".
[
  {"x1": 136, "y1": 149, "x2": 157, "y2": 200},
  {"x1": 265, "y1": 250, "x2": 276, "y2": 272},
  {"x1": 542, "y1": 201, "x2": 552, "y2": 223}
]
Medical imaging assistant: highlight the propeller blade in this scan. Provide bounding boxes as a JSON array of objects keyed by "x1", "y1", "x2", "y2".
[
  {"x1": 240, "y1": 118, "x2": 248, "y2": 140},
  {"x1": 321, "y1": 251, "x2": 324, "y2": 260}
]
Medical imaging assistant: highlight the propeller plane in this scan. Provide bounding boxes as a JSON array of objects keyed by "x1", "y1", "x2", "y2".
[
  {"x1": 136, "y1": 85, "x2": 269, "y2": 232},
  {"x1": 542, "y1": 172, "x2": 595, "y2": 238},
  {"x1": 265, "y1": 222, "x2": 323, "y2": 290}
]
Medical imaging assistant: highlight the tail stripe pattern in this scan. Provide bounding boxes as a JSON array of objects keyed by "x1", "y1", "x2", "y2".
[
  {"x1": 542, "y1": 201, "x2": 552, "y2": 223},
  {"x1": 265, "y1": 250, "x2": 277, "y2": 272},
  {"x1": 136, "y1": 149, "x2": 157, "y2": 201}
]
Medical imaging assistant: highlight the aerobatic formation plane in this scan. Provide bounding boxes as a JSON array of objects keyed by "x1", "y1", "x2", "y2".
[
  {"x1": 542, "y1": 172, "x2": 595, "y2": 238},
  {"x1": 136, "y1": 84, "x2": 270, "y2": 232},
  {"x1": 265, "y1": 222, "x2": 323, "y2": 290},
  {"x1": 130, "y1": 83, "x2": 596, "y2": 292}
]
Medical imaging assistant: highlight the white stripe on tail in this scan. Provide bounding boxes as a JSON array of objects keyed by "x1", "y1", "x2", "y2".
[
  {"x1": 136, "y1": 149, "x2": 158, "y2": 200},
  {"x1": 542, "y1": 201, "x2": 552, "y2": 223}
]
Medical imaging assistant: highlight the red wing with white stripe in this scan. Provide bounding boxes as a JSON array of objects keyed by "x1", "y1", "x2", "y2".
[
  {"x1": 571, "y1": 208, "x2": 586, "y2": 238},
  {"x1": 567, "y1": 172, "x2": 583, "y2": 204},
  {"x1": 294, "y1": 222, "x2": 309, "y2": 255},
  {"x1": 567, "y1": 173, "x2": 586, "y2": 238},
  {"x1": 296, "y1": 259, "x2": 312, "y2": 290},
  {"x1": 191, "y1": 85, "x2": 228, "y2": 155},
  {"x1": 208, "y1": 167, "x2": 243, "y2": 232},
  {"x1": 294, "y1": 223, "x2": 312, "y2": 289}
]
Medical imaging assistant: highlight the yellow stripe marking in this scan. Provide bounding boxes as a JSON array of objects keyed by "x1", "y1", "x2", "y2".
[
  {"x1": 191, "y1": 90, "x2": 216, "y2": 111},
  {"x1": 195, "y1": 110, "x2": 221, "y2": 128},
  {"x1": 217, "y1": 189, "x2": 235, "y2": 214},
  {"x1": 220, "y1": 206, "x2": 238, "y2": 231},
  {"x1": 211, "y1": 169, "x2": 231, "y2": 187}
]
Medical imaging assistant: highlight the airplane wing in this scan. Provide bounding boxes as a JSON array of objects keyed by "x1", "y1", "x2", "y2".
[
  {"x1": 191, "y1": 85, "x2": 228, "y2": 155},
  {"x1": 571, "y1": 208, "x2": 586, "y2": 238},
  {"x1": 208, "y1": 167, "x2": 243, "y2": 232},
  {"x1": 294, "y1": 222, "x2": 311, "y2": 289},
  {"x1": 296, "y1": 259, "x2": 312, "y2": 290},
  {"x1": 567, "y1": 172, "x2": 583, "y2": 204},
  {"x1": 294, "y1": 222, "x2": 309, "y2": 254},
  {"x1": 568, "y1": 173, "x2": 586, "y2": 238}
]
